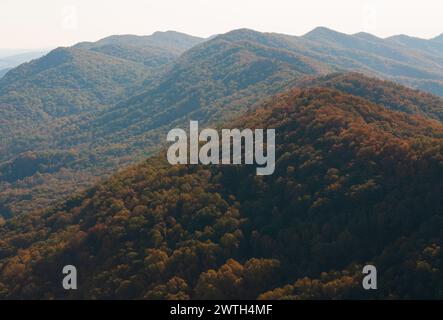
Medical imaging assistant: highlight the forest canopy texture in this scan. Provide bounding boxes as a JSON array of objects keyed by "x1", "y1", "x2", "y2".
[
  {"x1": 1, "y1": 28, "x2": 443, "y2": 300},
  {"x1": 1, "y1": 85, "x2": 442, "y2": 299}
]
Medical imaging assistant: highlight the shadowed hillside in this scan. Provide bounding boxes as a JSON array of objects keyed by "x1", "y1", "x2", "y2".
[
  {"x1": 295, "y1": 72, "x2": 443, "y2": 121},
  {"x1": 292, "y1": 27, "x2": 443, "y2": 96},
  {"x1": 0, "y1": 32, "x2": 205, "y2": 139},
  {"x1": 0, "y1": 29, "x2": 331, "y2": 217},
  {"x1": 3, "y1": 28, "x2": 443, "y2": 219},
  {"x1": 0, "y1": 86, "x2": 442, "y2": 299}
]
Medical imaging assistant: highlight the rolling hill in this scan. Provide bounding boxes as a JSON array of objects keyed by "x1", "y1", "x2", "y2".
[
  {"x1": 3, "y1": 28, "x2": 443, "y2": 219},
  {"x1": 0, "y1": 29, "x2": 331, "y2": 217},
  {"x1": 0, "y1": 31, "x2": 205, "y2": 140},
  {"x1": 0, "y1": 85, "x2": 442, "y2": 299},
  {"x1": 74, "y1": 31, "x2": 204, "y2": 68},
  {"x1": 287, "y1": 27, "x2": 443, "y2": 96},
  {"x1": 295, "y1": 72, "x2": 443, "y2": 121}
]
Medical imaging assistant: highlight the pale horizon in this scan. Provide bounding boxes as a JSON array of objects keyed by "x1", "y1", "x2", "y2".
[{"x1": 2, "y1": 0, "x2": 443, "y2": 50}]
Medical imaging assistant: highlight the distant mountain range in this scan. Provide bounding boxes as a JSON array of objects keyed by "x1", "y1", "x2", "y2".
[
  {"x1": 0, "y1": 50, "x2": 48, "y2": 77},
  {"x1": 1, "y1": 27, "x2": 443, "y2": 219},
  {"x1": 0, "y1": 31, "x2": 204, "y2": 136}
]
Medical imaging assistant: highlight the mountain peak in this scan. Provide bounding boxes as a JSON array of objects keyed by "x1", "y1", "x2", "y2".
[
  {"x1": 353, "y1": 32, "x2": 382, "y2": 41},
  {"x1": 151, "y1": 30, "x2": 191, "y2": 37},
  {"x1": 387, "y1": 34, "x2": 408, "y2": 40},
  {"x1": 213, "y1": 28, "x2": 280, "y2": 46},
  {"x1": 74, "y1": 31, "x2": 204, "y2": 52},
  {"x1": 147, "y1": 30, "x2": 205, "y2": 50},
  {"x1": 219, "y1": 28, "x2": 263, "y2": 39},
  {"x1": 304, "y1": 26, "x2": 339, "y2": 38},
  {"x1": 149, "y1": 30, "x2": 203, "y2": 41}
]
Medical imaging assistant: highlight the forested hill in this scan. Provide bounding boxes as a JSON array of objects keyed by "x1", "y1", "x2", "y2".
[
  {"x1": 0, "y1": 31, "x2": 205, "y2": 138},
  {"x1": 292, "y1": 27, "x2": 443, "y2": 96},
  {"x1": 3, "y1": 28, "x2": 443, "y2": 219},
  {"x1": 1, "y1": 86, "x2": 442, "y2": 299},
  {"x1": 0, "y1": 47, "x2": 148, "y2": 120},
  {"x1": 74, "y1": 31, "x2": 204, "y2": 53},
  {"x1": 294, "y1": 73, "x2": 443, "y2": 121},
  {"x1": 67, "y1": 29, "x2": 332, "y2": 146},
  {"x1": 0, "y1": 32, "x2": 205, "y2": 217},
  {"x1": 0, "y1": 29, "x2": 331, "y2": 217}
]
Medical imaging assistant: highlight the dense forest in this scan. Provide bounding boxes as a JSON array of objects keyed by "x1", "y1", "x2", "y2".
[
  {"x1": 0, "y1": 31, "x2": 204, "y2": 140},
  {"x1": 0, "y1": 32, "x2": 206, "y2": 216},
  {"x1": 4, "y1": 27, "x2": 443, "y2": 219},
  {"x1": 2, "y1": 27, "x2": 443, "y2": 300},
  {"x1": 1, "y1": 86, "x2": 442, "y2": 299},
  {"x1": 296, "y1": 72, "x2": 443, "y2": 121}
]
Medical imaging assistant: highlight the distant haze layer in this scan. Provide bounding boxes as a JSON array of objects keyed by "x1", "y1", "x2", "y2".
[{"x1": 2, "y1": 0, "x2": 443, "y2": 48}]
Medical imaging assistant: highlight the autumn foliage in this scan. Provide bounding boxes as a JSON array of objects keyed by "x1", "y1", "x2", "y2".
[{"x1": 1, "y1": 87, "x2": 443, "y2": 299}]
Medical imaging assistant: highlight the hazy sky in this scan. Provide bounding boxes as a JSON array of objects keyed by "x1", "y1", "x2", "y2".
[{"x1": 2, "y1": 0, "x2": 443, "y2": 49}]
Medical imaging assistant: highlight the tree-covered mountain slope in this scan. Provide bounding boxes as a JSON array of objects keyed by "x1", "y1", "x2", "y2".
[
  {"x1": 0, "y1": 48, "x2": 147, "y2": 119},
  {"x1": 3, "y1": 28, "x2": 443, "y2": 219},
  {"x1": 290, "y1": 27, "x2": 443, "y2": 96},
  {"x1": 66, "y1": 29, "x2": 332, "y2": 146},
  {"x1": 0, "y1": 31, "x2": 205, "y2": 140},
  {"x1": 0, "y1": 32, "x2": 206, "y2": 217},
  {"x1": 74, "y1": 31, "x2": 204, "y2": 53},
  {"x1": 0, "y1": 29, "x2": 332, "y2": 217},
  {"x1": 1, "y1": 86, "x2": 442, "y2": 299},
  {"x1": 2, "y1": 70, "x2": 443, "y2": 218},
  {"x1": 74, "y1": 31, "x2": 205, "y2": 68},
  {"x1": 295, "y1": 72, "x2": 443, "y2": 121}
]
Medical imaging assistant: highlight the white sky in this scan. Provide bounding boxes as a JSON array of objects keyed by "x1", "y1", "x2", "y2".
[{"x1": 1, "y1": 0, "x2": 443, "y2": 49}]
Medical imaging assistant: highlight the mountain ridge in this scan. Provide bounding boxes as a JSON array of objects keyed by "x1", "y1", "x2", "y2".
[
  {"x1": 3, "y1": 28, "x2": 443, "y2": 218},
  {"x1": 1, "y1": 84, "x2": 442, "y2": 299}
]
